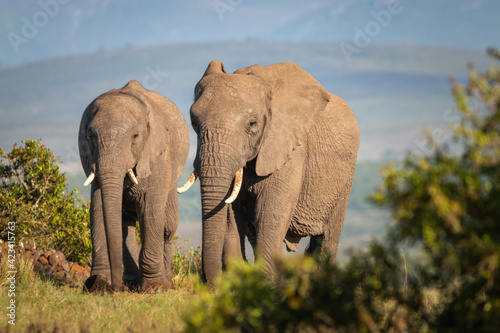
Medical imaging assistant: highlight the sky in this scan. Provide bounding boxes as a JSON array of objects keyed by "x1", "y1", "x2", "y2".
[{"x1": 1, "y1": 0, "x2": 500, "y2": 68}]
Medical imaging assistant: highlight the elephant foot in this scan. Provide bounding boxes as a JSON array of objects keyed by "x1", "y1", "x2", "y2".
[
  {"x1": 139, "y1": 280, "x2": 171, "y2": 294},
  {"x1": 123, "y1": 275, "x2": 142, "y2": 292},
  {"x1": 84, "y1": 274, "x2": 115, "y2": 293}
]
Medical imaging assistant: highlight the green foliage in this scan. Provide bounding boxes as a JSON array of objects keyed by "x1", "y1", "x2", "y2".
[
  {"x1": 370, "y1": 50, "x2": 500, "y2": 331},
  {"x1": 183, "y1": 251, "x2": 431, "y2": 332},
  {"x1": 0, "y1": 139, "x2": 91, "y2": 265},
  {"x1": 172, "y1": 235, "x2": 202, "y2": 289}
]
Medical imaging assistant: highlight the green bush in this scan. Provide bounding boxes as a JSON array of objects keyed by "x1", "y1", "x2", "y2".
[
  {"x1": 0, "y1": 139, "x2": 91, "y2": 265},
  {"x1": 370, "y1": 49, "x2": 500, "y2": 331},
  {"x1": 183, "y1": 250, "x2": 430, "y2": 332}
]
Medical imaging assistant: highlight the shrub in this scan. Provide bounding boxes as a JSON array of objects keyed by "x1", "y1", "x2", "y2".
[
  {"x1": 370, "y1": 48, "x2": 500, "y2": 331},
  {"x1": 183, "y1": 251, "x2": 430, "y2": 332},
  {"x1": 0, "y1": 139, "x2": 91, "y2": 265}
]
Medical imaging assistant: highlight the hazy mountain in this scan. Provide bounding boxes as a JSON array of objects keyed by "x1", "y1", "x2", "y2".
[{"x1": 0, "y1": 41, "x2": 493, "y2": 172}]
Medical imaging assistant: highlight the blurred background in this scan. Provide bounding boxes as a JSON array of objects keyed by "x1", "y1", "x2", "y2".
[{"x1": 1, "y1": 0, "x2": 499, "y2": 256}]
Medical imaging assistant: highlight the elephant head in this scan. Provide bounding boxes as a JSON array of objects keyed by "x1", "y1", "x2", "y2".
[
  {"x1": 78, "y1": 80, "x2": 169, "y2": 290},
  {"x1": 181, "y1": 60, "x2": 330, "y2": 283}
]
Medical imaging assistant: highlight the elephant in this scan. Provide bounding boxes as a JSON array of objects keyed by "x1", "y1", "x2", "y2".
[
  {"x1": 78, "y1": 80, "x2": 189, "y2": 292},
  {"x1": 179, "y1": 60, "x2": 359, "y2": 284}
]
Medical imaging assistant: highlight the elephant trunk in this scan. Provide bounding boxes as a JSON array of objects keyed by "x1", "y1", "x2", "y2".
[
  {"x1": 200, "y1": 175, "x2": 231, "y2": 284},
  {"x1": 98, "y1": 168, "x2": 126, "y2": 290},
  {"x1": 198, "y1": 137, "x2": 241, "y2": 284}
]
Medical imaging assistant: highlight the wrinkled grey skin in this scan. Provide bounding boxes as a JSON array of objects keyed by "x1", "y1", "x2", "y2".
[
  {"x1": 78, "y1": 80, "x2": 189, "y2": 292},
  {"x1": 190, "y1": 61, "x2": 360, "y2": 284}
]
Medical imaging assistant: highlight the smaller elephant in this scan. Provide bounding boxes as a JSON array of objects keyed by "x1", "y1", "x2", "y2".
[
  {"x1": 179, "y1": 61, "x2": 360, "y2": 284},
  {"x1": 79, "y1": 80, "x2": 189, "y2": 292}
]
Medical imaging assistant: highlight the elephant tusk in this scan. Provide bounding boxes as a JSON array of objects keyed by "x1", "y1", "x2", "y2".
[
  {"x1": 177, "y1": 171, "x2": 197, "y2": 193},
  {"x1": 84, "y1": 172, "x2": 95, "y2": 187},
  {"x1": 225, "y1": 168, "x2": 243, "y2": 204},
  {"x1": 127, "y1": 169, "x2": 138, "y2": 185}
]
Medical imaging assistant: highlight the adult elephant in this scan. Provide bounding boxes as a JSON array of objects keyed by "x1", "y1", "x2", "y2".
[
  {"x1": 179, "y1": 60, "x2": 360, "y2": 284},
  {"x1": 79, "y1": 80, "x2": 189, "y2": 292}
]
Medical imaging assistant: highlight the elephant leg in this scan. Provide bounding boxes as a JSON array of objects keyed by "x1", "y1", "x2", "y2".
[
  {"x1": 163, "y1": 189, "x2": 180, "y2": 285},
  {"x1": 255, "y1": 204, "x2": 296, "y2": 279},
  {"x1": 85, "y1": 184, "x2": 113, "y2": 292},
  {"x1": 138, "y1": 187, "x2": 171, "y2": 292},
  {"x1": 306, "y1": 235, "x2": 324, "y2": 254},
  {"x1": 222, "y1": 204, "x2": 243, "y2": 268},
  {"x1": 254, "y1": 167, "x2": 303, "y2": 278},
  {"x1": 235, "y1": 193, "x2": 256, "y2": 261},
  {"x1": 122, "y1": 212, "x2": 141, "y2": 288},
  {"x1": 321, "y1": 188, "x2": 352, "y2": 263}
]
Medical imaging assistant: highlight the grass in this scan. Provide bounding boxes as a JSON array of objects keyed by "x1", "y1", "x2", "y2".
[
  {"x1": 0, "y1": 237, "x2": 202, "y2": 333},
  {"x1": 0, "y1": 237, "x2": 444, "y2": 332}
]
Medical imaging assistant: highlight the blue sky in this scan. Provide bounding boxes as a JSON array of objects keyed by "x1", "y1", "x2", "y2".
[{"x1": 1, "y1": 0, "x2": 499, "y2": 68}]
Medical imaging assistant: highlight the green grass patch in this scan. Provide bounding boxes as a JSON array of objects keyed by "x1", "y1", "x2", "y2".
[{"x1": 0, "y1": 251, "x2": 200, "y2": 332}]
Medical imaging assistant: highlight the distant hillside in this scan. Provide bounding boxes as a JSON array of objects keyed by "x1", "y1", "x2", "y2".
[{"x1": 0, "y1": 41, "x2": 493, "y2": 170}]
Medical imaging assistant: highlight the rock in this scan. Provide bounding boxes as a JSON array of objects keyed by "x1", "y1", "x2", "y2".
[
  {"x1": 9, "y1": 238, "x2": 91, "y2": 285},
  {"x1": 42, "y1": 264, "x2": 55, "y2": 275},
  {"x1": 19, "y1": 238, "x2": 36, "y2": 251},
  {"x1": 33, "y1": 261, "x2": 43, "y2": 272},
  {"x1": 38, "y1": 256, "x2": 49, "y2": 265},
  {"x1": 70, "y1": 264, "x2": 89, "y2": 279},
  {"x1": 43, "y1": 249, "x2": 55, "y2": 258},
  {"x1": 49, "y1": 251, "x2": 65, "y2": 267},
  {"x1": 21, "y1": 249, "x2": 33, "y2": 258},
  {"x1": 31, "y1": 250, "x2": 41, "y2": 262},
  {"x1": 60, "y1": 260, "x2": 70, "y2": 272}
]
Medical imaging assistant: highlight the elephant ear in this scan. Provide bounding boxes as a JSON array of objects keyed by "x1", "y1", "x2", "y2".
[
  {"x1": 236, "y1": 63, "x2": 331, "y2": 176},
  {"x1": 121, "y1": 80, "x2": 169, "y2": 179},
  {"x1": 78, "y1": 103, "x2": 94, "y2": 176}
]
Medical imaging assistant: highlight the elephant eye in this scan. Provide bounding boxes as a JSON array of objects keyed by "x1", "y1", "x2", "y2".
[
  {"x1": 247, "y1": 120, "x2": 259, "y2": 133},
  {"x1": 133, "y1": 133, "x2": 139, "y2": 139}
]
